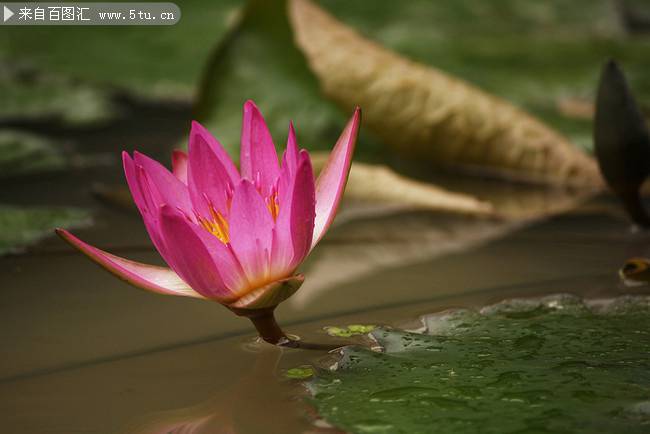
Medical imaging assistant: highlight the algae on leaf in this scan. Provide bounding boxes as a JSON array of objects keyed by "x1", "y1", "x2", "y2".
[
  {"x1": 309, "y1": 294, "x2": 650, "y2": 434},
  {"x1": 324, "y1": 324, "x2": 376, "y2": 338},
  {"x1": 0, "y1": 206, "x2": 91, "y2": 255},
  {"x1": 285, "y1": 366, "x2": 315, "y2": 380}
]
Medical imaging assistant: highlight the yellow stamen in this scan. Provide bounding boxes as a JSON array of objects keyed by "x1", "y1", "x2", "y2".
[
  {"x1": 267, "y1": 191, "x2": 280, "y2": 221},
  {"x1": 199, "y1": 206, "x2": 230, "y2": 243}
]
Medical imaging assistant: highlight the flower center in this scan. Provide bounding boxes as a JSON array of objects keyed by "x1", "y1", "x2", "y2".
[
  {"x1": 266, "y1": 189, "x2": 280, "y2": 221},
  {"x1": 198, "y1": 204, "x2": 230, "y2": 244},
  {"x1": 197, "y1": 187, "x2": 280, "y2": 244}
]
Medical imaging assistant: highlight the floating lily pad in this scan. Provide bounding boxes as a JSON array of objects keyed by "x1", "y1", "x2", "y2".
[
  {"x1": 0, "y1": 0, "x2": 242, "y2": 131},
  {"x1": 0, "y1": 206, "x2": 91, "y2": 255},
  {"x1": 0, "y1": 130, "x2": 66, "y2": 177},
  {"x1": 308, "y1": 294, "x2": 650, "y2": 433},
  {"x1": 0, "y1": 64, "x2": 117, "y2": 125},
  {"x1": 0, "y1": 0, "x2": 242, "y2": 100}
]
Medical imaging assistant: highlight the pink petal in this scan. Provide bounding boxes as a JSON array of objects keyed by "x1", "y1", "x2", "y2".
[
  {"x1": 240, "y1": 100, "x2": 280, "y2": 197},
  {"x1": 189, "y1": 121, "x2": 240, "y2": 184},
  {"x1": 187, "y1": 127, "x2": 236, "y2": 219},
  {"x1": 123, "y1": 152, "x2": 168, "y2": 256},
  {"x1": 171, "y1": 150, "x2": 188, "y2": 184},
  {"x1": 55, "y1": 229, "x2": 204, "y2": 299},
  {"x1": 133, "y1": 151, "x2": 193, "y2": 216},
  {"x1": 157, "y1": 205, "x2": 245, "y2": 301},
  {"x1": 228, "y1": 180, "x2": 275, "y2": 287},
  {"x1": 312, "y1": 107, "x2": 361, "y2": 248},
  {"x1": 272, "y1": 150, "x2": 315, "y2": 274},
  {"x1": 283, "y1": 121, "x2": 299, "y2": 175},
  {"x1": 123, "y1": 151, "x2": 146, "y2": 212}
]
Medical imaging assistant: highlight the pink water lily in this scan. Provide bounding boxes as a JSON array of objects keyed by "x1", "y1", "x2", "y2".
[{"x1": 57, "y1": 101, "x2": 360, "y2": 344}]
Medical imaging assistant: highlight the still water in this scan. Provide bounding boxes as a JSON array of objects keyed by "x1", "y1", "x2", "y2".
[
  {"x1": 2, "y1": 123, "x2": 650, "y2": 432},
  {"x1": 2, "y1": 193, "x2": 649, "y2": 433}
]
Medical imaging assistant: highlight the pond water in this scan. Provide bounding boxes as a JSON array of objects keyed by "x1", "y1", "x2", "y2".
[
  {"x1": 3, "y1": 192, "x2": 650, "y2": 433},
  {"x1": 2, "y1": 105, "x2": 650, "y2": 433}
]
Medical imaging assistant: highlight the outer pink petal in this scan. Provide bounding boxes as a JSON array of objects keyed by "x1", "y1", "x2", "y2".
[
  {"x1": 189, "y1": 121, "x2": 240, "y2": 184},
  {"x1": 187, "y1": 129, "x2": 235, "y2": 218},
  {"x1": 240, "y1": 100, "x2": 280, "y2": 197},
  {"x1": 171, "y1": 150, "x2": 188, "y2": 184},
  {"x1": 133, "y1": 151, "x2": 193, "y2": 215},
  {"x1": 158, "y1": 205, "x2": 246, "y2": 301},
  {"x1": 283, "y1": 121, "x2": 299, "y2": 175},
  {"x1": 123, "y1": 152, "x2": 168, "y2": 256},
  {"x1": 272, "y1": 150, "x2": 315, "y2": 275},
  {"x1": 55, "y1": 229, "x2": 204, "y2": 299},
  {"x1": 312, "y1": 107, "x2": 360, "y2": 249},
  {"x1": 287, "y1": 151, "x2": 316, "y2": 268},
  {"x1": 228, "y1": 180, "x2": 275, "y2": 288},
  {"x1": 123, "y1": 151, "x2": 147, "y2": 213}
]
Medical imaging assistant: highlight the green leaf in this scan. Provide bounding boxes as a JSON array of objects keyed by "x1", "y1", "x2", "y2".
[
  {"x1": 309, "y1": 294, "x2": 650, "y2": 434},
  {"x1": 0, "y1": 0, "x2": 242, "y2": 99},
  {"x1": 0, "y1": 130, "x2": 66, "y2": 177},
  {"x1": 0, "y1": 206, "x2": 91, "y2": 255},
  {"x1": 193, "y1": 0, "x2": 382, "y2": 160},
  {"x1": 0, "y1": 68, "x2": 117, "y2": 125},
  {"x1": 0, "y1": 0, "x2": 242, "y2": 130}
]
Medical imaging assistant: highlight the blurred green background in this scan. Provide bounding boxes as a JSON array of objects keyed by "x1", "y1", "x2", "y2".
[{"x1": 1, "y1": 0, "x2": 649, "y2": 252}]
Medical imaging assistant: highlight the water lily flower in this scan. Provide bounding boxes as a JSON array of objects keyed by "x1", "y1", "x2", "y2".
[{"x1": 57, "y1": 101, "x2": 360, "y2": 345}]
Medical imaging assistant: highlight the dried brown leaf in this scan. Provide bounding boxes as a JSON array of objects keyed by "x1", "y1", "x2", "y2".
[
  {"x1": 289, "y1": 0, "x2": 604, "y2": 188},
  {"x1": 311, "y1": 152, "x2": 494, "y2": 216}
]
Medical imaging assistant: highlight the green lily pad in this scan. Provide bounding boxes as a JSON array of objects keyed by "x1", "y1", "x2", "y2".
[
  {"x1": 0, "y1": 0, "x2": 242, "y2": 100},
  {"x1": 0, "y1": 64, "x2": 117, "y2": 125},
  {"x1": 0, "y1": 0, "x2": 242, "y2": 130},
  {"x1": 308, "y1": 294, "x2": 650, "y2": 433},
  {"x1": 0, "y1": 130, "x2": 68, "y2": 177},
  {"x1": 0, "y1": 206, "x2": 91, "y2": 255}
]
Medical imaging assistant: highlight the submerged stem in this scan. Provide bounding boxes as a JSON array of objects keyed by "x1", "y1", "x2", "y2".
[
  {"x1": 248, "y1": 308, "x2": 289, "y2": 345},
  {"x1": 229, "y1": 305, "x2": 288, "y2": 344},
  {"x1": 229, "y1": 305, "x2": 346, "y2": 350}
]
